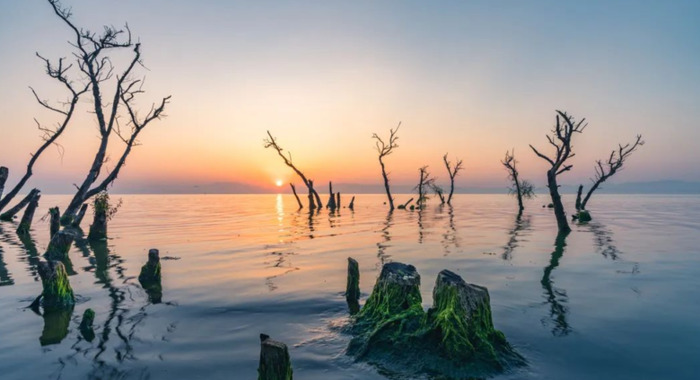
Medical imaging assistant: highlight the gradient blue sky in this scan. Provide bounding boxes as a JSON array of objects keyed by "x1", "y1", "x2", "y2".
[{"x1": 1, "y1": 0, "x2": 699, "y2": 193}]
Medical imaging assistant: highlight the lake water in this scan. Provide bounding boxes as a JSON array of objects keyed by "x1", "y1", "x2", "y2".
[{"x1": 0, "y1": 194, "x2": 699, "y2": 379}]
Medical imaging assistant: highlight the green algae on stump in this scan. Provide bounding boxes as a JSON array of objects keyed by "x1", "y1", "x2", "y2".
[
  {"x1": 258, "y1": 334, "x2": 293, "y2": 380},
  {"x1": 139, "y1": 248, "x2": 162, "y2": 303},
  {"x1": 88, "y1": 192, "x2": 109, "y2": 240},
  {"x1": 37, "y1": 260, "x2": 75, "y2": 310},
  {"x1": 346, "y1": 257, "x2": 360, "y2": 315},
  {"x1": 576, "y1": 210, "x2": 592, "y2": 222},
  {"x1": 80, "y1": 308, "x2": 96, "y2": 342}
]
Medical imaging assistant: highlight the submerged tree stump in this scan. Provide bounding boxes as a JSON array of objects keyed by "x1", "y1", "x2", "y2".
[
  {"x1": 79, "y1": 308, "x2": 96, "y2": 342},
  {"x1": 289, "y1": 183, "x2": 303, "y2": 209},
  {"x1": 45, "y1": 229, "x2": 76, "y2": 261},
  {"x1": 17, "y1": 192, "x2": 40, "y2": 235},
  {"x1": 72, "y1": 203, "x2": 88, "y2": 228},
  {"x1": 37, "y1": 260, "x2": 75, "y2": 310},
  {"x1": 88, "y1": 198, "x2": 108, "y2": 240},
  {"x1": 346, "y1": 257, "x2": 360, "y2": 315},
  {"x1": 0, "y1": 188, "x2": 40, "y2": 221},
  {"x1": 0, "y1": 166, "x2": 8, "y2": 200},
  {"x1": 49, "y1": 207, "x2": 60, "y2": 238},
  {"x1": 139, "y1": 248, "x2": 162, "y2": 303},
  {"x1": 347, "y1": 262, "x2": 522, "y2": 378},
  {"x1": 258, "y1": 333, "x2": 293, "y2": 380},
  {"x1": 574, "y1": 210, "x2": 592, "y2": 222},
  {"x1": 348, "y1": 196, "x2": 355, "y2": 210}
]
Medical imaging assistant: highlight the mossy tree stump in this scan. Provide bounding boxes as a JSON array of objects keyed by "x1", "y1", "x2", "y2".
[
  {"x1": 88, "y1": 197, "x2": 108, "y2": 240},
  {"x1": 258, "y1": 333, "x2": 293, "y2": 380},
  {"x1": 45, "y1": 229, "x2": 76, "y2": 262},
  {"x1": 79, "y1": 308, "x2": 96, "y2": 342},
  {"x1": 139, "y1": 248, "x2": 162, "y2": 303},
  {"x1": 346, "y1": 257, "x2": 360, "y2": 315},
  {"x1": 49, "y1": 207, "x2": 60, "y2": 238},
  {"x1": 37, "y1": 260, "x2": 75, "y2": 310}
]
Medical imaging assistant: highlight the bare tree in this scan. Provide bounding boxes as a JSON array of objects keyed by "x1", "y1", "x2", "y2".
[
  {"x1": 578, "y1": 135, "x2": 644, "y2": 210},
  {"x1": 372, "y1": 123, "x2": 400, "y2": 210},
  {"x1": 264, "y1": 131, "x2": 322, "y2": 210},
  {"x1": 46, "y1": 0, "x2": 170, "y2": 224},
  {"x1": 414, "y1": 166, "x2": 435, "y2": 208},
  {"x1": 0, "y1": 52, "x2": 89, "y2": 213},
  {"x1": 530, "y1": 111, "x2": 587, "y2": 234},
  {"x1": 501, "y1": 149, "x2": 535, "y2": 214},
  {"x1": 431, "y1": 183, "x2": 445, "y2": 204},
  {"x1": 443, "y1": 154, "x2": 463, "y2": 205}
]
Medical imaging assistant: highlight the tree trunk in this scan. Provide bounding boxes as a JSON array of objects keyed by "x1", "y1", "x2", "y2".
[
  {"x1": 258, "y1": 334, "x2": 293, "y2": 380},
  {"x1": 49, "y1": 207, "x2": 60, "y2": 239},
  {"x1": 289, "y1": 183, "x2": 303, "y2": 209},
  {"x1": 79, "y1": 308, "x2": 96, "y2": 342},
  {"x1": 0, "y1": 188, "x2": 40, "y2": 221},
  {"x1": 513, "y1": 172, "x2": 524, "y2": 214},
  {"x1": 336, "y1": 193, "x2": 341, "y2": 209},
  {"x1": 17, "y1": 193, "x2": 40, "y2": 235},
  {"x1": 312, "y1": 187, "x2": 322, "y2": 210},
  {"x1": 348, "y1": 196, "x2": 355, "y2": 210},
  {"x1": 88, "y1": 204, "x2": 107, "y2": 240},
  {"x1": 61, "y1": 136, "x2": 111, "y2": 225},
  {"x1": 37, "y1": 260, "x2": 75, "y2": 310},
  {"x1": 71, "y1": 203, "x2": 88, "y2": 228},
  {"x1": 139, "y1": 248, "x2": 162, "y2": 304},
  {"x1": 575, "y1": 185, "x2": 583, "y2": 211},
  {"x1": 346, "y1": 257, "x2": 360, "y2": 315},
  {"x1": 580, "y1": 182, "x2": 600, "y2": 210},
  {"x1": 307, "y1": 180, "x2": 316, "y2": 210},
  {"x1": 547, "y1": 171, "x2": 570, "y2": 234},
  {"x1": 447, "y1": 176, "x2": 455, "y2": 205},
  {"x1": 327, "y1": 181, "x2": 336, "y2": 210},
  {"x1": 45, "y1": 229, "x2": 76, "y2": 262},
  {"x1": 379, "y1": 158, "x2": 394, "y2": 210},
  {"x1": 0, "y1": 166, "x2": 8, "y2": 200}
]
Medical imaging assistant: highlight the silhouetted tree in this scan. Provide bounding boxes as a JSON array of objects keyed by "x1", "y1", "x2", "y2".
[
  {"x1": 578, "y1": 135, "x2": 644, "y2": 211},
  {"x1": 0, "y1": 49, "x2": 89, "y2": 213},
  {"x1": 442, "y1": 154, "x2": 463, "y2": 205},
  {"x1": 264, "y1": 131, "x2": 322, "y2": 210},
  {"x1": 372, "y1": 123, "x2": 400, "y2": 211},
  {"x1": 414, "y1": 166, "x2": 435, "y2": 208},
  {"x1": 431, "y1": 184, "x2": 445, "y2": 204},
  {"x1": 501, "y1": 149, "x2": 535, "y2": 214},
  {"x1": 530, "y1": 111, "x2": 587, "y2": 234},
  {"x1": 46, "y1": 0, "x2": 170, "y2": 224}
]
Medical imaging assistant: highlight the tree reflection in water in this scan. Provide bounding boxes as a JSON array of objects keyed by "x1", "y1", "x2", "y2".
[
  {"x1": 502, "y1": 213, "x2": 531, "y2": 261},
  {"x1": 541, "y1": 232, "x2": 572, "y2": 336},
  {"x1": 377, "y1": 211, "x2": 393, "y2": 266}
]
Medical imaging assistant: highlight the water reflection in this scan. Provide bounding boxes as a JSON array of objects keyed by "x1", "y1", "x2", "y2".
[
  {"x1": 40, "y1": 307, "x2": 73, "y2": 346},
  {"x1": 502, "y1": 213, "x2": 531, "y2": 261},
  {"x1": 0, "y1": 244, "x2": 13, "y2": 286},
  {"x1": 585, "y1": 221, "x2": 621, "y2": 260},
  {"x1": 439, "y1": 205, "x2": 460, "y2": 256},
  {"x1": 541, "y1": 233, "x2": 572, "y2": 336},
  {"x1": 377, "y1": 211, "x2": 393, "y2": 265}
]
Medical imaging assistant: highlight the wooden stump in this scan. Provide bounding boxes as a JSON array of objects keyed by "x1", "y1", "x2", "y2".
[
  {"x1": 139, "y1": 248, "x2": 162, "y2": 303},
  {"x1": 307, "y1": 180, "x2": 316, "y2": 210},
  {"x1": 346, "y1": 257, "x2": 360, "y2": 315},
  {"x1": 49, "y1": 207, "x2": 60, "y2": 238},
  {"x1": 258, "y1": 334, "x2": 293, "y2": 380},
  {"x1": 88, "y1": 204, "x2": 107, "y2": 240},
  {"x1": 17, "y1": 192, "x2": 40, "y2": 235},
  {"x1": 348, "y1": 196, "x2": 355, "y2": 210},
  {"x1": 336, "y1": 192, "x2": 341, "y2": 209},
  {"x1": 45, "y1": 229, "x2": 76, "y2": 262},
  {"x1": 37, "y1": 260, "x2": 75, "y2": 310},
  {"x1": 0, "y1": 188, "x2": 40, "y2": 221},
  {"x1": 0, "y1": 166, "x2": 8, "y2": 200},
  {"x1": 289, "y1": 183, "x2": 303, "y2": 209},
  {"x1": 79, "y1": 308, "x2": 96, "y2": 342}
]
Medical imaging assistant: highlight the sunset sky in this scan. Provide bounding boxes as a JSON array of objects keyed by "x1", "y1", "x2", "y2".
[{"x1": 1, "y1": 0, "x2": 699, "y2": 193}]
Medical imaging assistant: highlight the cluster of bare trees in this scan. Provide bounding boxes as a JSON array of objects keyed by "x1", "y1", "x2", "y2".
[{"x1": 1, "y1": 0, "x2": 169, "y2": 239}]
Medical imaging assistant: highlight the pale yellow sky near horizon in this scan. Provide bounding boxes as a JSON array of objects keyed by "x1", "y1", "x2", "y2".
[{"x1": 1, "y1": 1, "x2": 699, "y2": 193}]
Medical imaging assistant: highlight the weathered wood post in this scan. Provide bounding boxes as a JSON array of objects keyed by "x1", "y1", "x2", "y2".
[
  {"x1": 307, "y1": 180, "x2": 316, "y2": 210},
  {"x1": 327, "y1": 181, "x2": 336, "y2": 210},
  {"x1": 88, "y1": 194, "x2": 108, "y2": 240},
  {"x1": 336, "y1": 192, "x2": 341, "y2": 209},
  {"x1": 346, "y1": 257, "x2": 360, "y2": 315},
  {"x1": 575, "y1": 185, "x2": 583, "y2": 211},
  {"x1": 72, "y1": 203, "x2": 88, "y2": 228},
  {"x1": 37, "y1": 260, "x2": 75, "y2": 310},
  {"x1": 17, "y1": 192, "x2": 40, "y2": 235},
  {"x1": 49, "y1": 207, "x2": 60, "y2": 238},
  {"x1": 0, "y1": 188, "x2": 40, "y2": 221},
  {"x1": 348, "y1": 196, "x2": 355, "y2": 210},
  {"x1": 139, "y1": 248, "x2": 162, "y2": 303},
  {"x1": 289, "y1": 183, "x2": 303, "y2": 209},
  {"x1": 79, "y1": 308, "x2": 96, "y2": 342},
  {"x1": 45, "y1": 229, "x2": 76, "y2": 261},
  {"x1": 0, "y1": 166, "x2": 8, "y2": 200},
  {"x1": 258, "y1": 333, "x2": 293, "y2": 380},
  {"x1": 398, "y1": 197, "x2": 414, "y2": 210}
]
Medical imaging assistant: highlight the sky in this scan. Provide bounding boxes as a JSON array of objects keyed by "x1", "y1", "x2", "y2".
[{"x1": 1, "y1": 0, "x2": 699, "y2": 194}]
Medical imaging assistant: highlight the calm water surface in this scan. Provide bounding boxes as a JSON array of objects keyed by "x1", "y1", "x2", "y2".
[{"x1": 0, "y1": 194, "x2": 699, "y2": 379}]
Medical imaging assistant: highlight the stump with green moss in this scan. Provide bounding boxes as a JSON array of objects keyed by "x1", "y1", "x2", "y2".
[
  {"x1": 45, "y1": 229, "x2": 76, "y2": 261},
  {"x1": 80, "y1": 308, "x2": 96, "y2": 342},
  {"x1": 88, "y1": 193, "x2": 109, "y2": 240},
  {"x1": 258, "y1": 333, "x2": 293, "y2": 380},
  {"x1": 139, "y1": 248, "x2": 162, "y2": 303},
  {"x1": 346, "y1": 257, "x2": 360, "y2": 315},
  {"x1": 575, "y1": 210, "x2": 592, "y2": 222},
  {"x1": 37, "y1": 260, "x2": 75, "y2": 310},
  {"x1": 348, "y1": 262, "x2": 523, "y2": 378}
]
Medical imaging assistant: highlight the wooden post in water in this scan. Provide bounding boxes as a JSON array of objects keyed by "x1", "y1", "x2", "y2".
[
  {"x1": 307, "y1": 180, "x2": 316, "y2": 210},
  {"x1": 0, "y1": 188, "x2": 40, "y2": 221},
  {"x1": 72, "y1": 203, "x2": 88, "y2": 228},
  {"x1": 37, "y1": 260, "x2": 75, "y2": 310},
  {"x1": 17, "y1": 192, "x2": 40, "y2": 235},
  {"x1": 327, "y1": 181, "x2": 336, "y2": 210},
  {"x1": 289, "y1": 183, "x2": 303, "y2": 209},
  {"x1": 45, "y1": 229, "x2": 76, "y2": 261},
  {"x1": 258, "y1": 333, "x2": 293, "y2": 380},
  {"x1": 348, "y1": 196, "x2": 355, "y2": 210},
  {"x1": 0, "y1": 166, "x2": 8, "y2": 200},
  {"x1": 88, "y1": 199, "x2": 108, "y2": 240},
  {"x1": 346, "y1": 257, "x2": 360, "y2": 314},
  {"x1": 79, "y1": 308, "x2": 96, "y2": 342},
  {"x1": 398, "y1": 198, "x2": 414, "y2": 210},
  {"x1": 336, "y1": 193, "x2": 341, "y2": 209},
  {"x1": 139, "y1": 248, "x2": 162, "y2": 303},
  {"x1": 49, "y1": 207, "x2": 60, "y2": 238}
]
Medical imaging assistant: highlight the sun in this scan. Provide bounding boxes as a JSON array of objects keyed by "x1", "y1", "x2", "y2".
[{"x1": 275, "y1": 179, "x2": 284, "y2": 187}]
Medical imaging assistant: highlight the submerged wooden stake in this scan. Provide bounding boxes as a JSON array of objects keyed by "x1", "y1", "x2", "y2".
[
  {"x1": 139, "y1": 248, "x2": 162, "y2": 303},
  {"x1": 17, "y1": 192, "x2": 40, "y2": 235},
  {"x1": 79, "y1": 308, "x2": 96, "y2": 342},
  {"x1": 346, "y1": 257, "x2": 360, "y2": 315},
  {"x1": 258, "y1": 333, "x2": 293, "y2": 380},
  {"x1": 289, "y1": 183, "x2": 303, "y2": 209},
  {"x1": 49, "y1": 207, "x2": 60, "y2": 238},
  {"x1": 348, "y1": 196, "x2": 355, "y2": 210},
  {"x1": 327, "y1": 181, "x2": 336, "y2": 210},
  {"x1": 0, "y1": 188, "x2": 40, "y2": 221},
  {"x1": 0, "y1": 166, "x2": 8, "y2": 200},
  {"x1": 336, "y1": 192, "x2": 341, "y2": 209}
]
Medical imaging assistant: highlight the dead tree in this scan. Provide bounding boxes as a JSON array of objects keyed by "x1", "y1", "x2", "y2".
[
  {"x1": 0, "y1": 188, "x2": 40, "y2": 221},
  {"x1": 264, "y1": 131, "x2": 322, "y2": 210},
  {"x1": 0, "y1": 51, "x2": 89, "y2": 213},
  {"x1": 326, "y1": 181, "x2": 337, "y2": 210},
  {"x1": 443, "y1": 154, "x2": 463, "y2": 205},
  {"x1": 501, "y1": 149, "x2": 535, "y2": 214},
  {"x1": 579, "y1": 135, "x2": 644, "y2": 210},
  {"x1": 44, "y1": 0, "x2": 170, "y2": 225},
  {"x1": 17, "y1": 192, "x2": 41, "y2": 235},
  {"x1": 414, "y1": 166, "x2": 435, "y2": 208},
  {"x1": 431, "y1": 184, "x2": 446, "y2": 204},
  {"x1": 289, "y1": 183, "x2": 303, "y2": 209},
  {"x1": 530, "y1": 111, "x2": 587, "y2": 234},
  {"x1": 372, "y1": 123, "x2": 400, "y2": 211}
]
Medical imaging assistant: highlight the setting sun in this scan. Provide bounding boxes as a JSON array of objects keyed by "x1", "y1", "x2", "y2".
[{"x1": 275, "y1": 179, "x2": 284, "y2": 187}]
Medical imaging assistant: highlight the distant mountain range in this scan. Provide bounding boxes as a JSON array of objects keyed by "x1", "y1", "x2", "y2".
[{"x1": 110, "y1": 180, "x2": 700, "y2": 195}]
